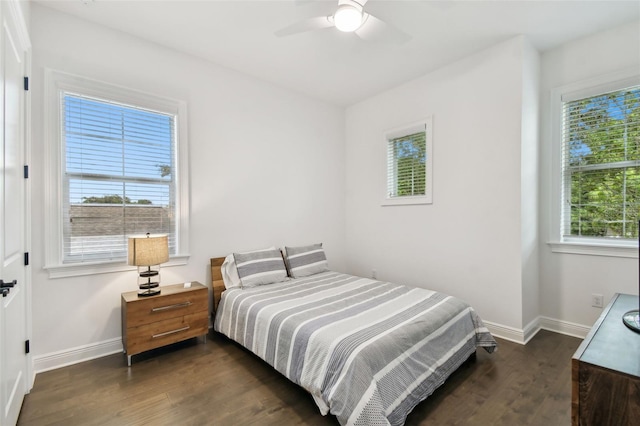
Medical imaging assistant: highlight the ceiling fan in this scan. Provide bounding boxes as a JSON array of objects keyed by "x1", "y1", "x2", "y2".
[{"x1": 275, "y1": 0, "x2": 411, "y2": 43}]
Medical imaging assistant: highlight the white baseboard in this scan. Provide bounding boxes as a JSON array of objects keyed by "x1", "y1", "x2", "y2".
[
  {"x1": 485, "y1": 316, "x2": 590, "y2": 345},
  {"x1": 484, "y1": 320, "x2": 529, "y2": 344},
  {"x1": 538, "y1": 316, "x2": 590, "y2": 339},
  {"x1": 32, "y1": 338, "x2": 123, "y2": 374}
]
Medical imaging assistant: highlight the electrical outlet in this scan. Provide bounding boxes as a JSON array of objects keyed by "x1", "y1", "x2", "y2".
[{"x1": 591, "y1": 294, "x2": 604, "y2": 308}]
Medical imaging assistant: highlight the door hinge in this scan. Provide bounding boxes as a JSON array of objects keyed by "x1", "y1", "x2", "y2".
[
  {"x1": 24, "y1": 252, "x2": 29, "y2": 266},
  {"x1": 25, "y1": 340, "x2": 30, "y2": 354},
  {"x1": 24, "y1": 76, "x2": 29, "y2": 91},
  {"x1": 24, "y1": 165, "x2": 29, "y2": 179}
]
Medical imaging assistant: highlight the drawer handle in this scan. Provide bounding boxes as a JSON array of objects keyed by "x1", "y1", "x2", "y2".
[
  {"x1": 152, "y1": 325, "x2": 190, "y2": 339},
  {"x1": 151, "y1": 301, "x2": 192, "y2": 312}
]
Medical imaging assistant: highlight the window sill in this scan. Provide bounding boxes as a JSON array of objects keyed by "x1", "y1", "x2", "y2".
[
  {"x1": 381, "y1": 195, "x2": 432, "y2": 206},
  {"x1": 548, "y1": 241, "x2": 637, "y2": 258},
  {"x1": 44, "y1": 255, "x2": 190, "y2": 279}
]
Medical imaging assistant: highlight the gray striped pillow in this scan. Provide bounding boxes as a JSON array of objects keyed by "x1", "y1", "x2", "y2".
[
  {"x1": 233, "y1": 249, "x2": 288, "y2": 288},
  {"x1": 284, "y1": 243, "x2": 329, "y2": 278}
]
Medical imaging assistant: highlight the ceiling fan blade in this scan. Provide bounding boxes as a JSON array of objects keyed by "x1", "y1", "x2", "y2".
[
  {"x1": 355, "y1": 13, "x2": 411, "y2": 44},
  {"x1": 275, "y1": 16, "x2": 333, "y2": 37}
]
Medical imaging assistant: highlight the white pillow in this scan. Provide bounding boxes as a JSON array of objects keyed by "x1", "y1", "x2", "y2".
[
  {"x1": 221, "y1": 254, "x2": 242, "y2": 289},
  {"x1": 221, "y1": 246, "x2": 278, "y2": 289}
]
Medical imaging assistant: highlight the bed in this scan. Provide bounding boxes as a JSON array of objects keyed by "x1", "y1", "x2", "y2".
[{"x1": 211, "y1": 245, "x2": 497, "y2": 426}]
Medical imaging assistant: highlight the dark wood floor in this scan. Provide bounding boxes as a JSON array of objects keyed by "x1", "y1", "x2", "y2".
[{"x1": 18, "y1": 330, "x2": 581, "y2": 426}]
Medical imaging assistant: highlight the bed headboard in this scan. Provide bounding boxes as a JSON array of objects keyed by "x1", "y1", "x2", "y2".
[{"x1": 210, "y1": 257, "x2": 225, "y2": 312}]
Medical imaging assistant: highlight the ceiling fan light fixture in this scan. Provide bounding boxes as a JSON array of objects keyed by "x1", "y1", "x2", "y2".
[{"x1": 333, "y1": 4, "x2": 363, "y2": 32}]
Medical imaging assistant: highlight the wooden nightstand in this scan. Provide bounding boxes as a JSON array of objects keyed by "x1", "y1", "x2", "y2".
[
  {"x1": 571, "y1": 293, "x2": 640, "y2": 425},
  {"x1": 121, "y1": 281, "x2": 209, "y2": 366}
]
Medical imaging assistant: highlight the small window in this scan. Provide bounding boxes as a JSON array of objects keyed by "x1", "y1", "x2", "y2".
[
  {"x1": 561, "y1": 84, "x2": 640, "y2": 242},
  {"x1": 383, "y1": 118, "x2": 433, "y2": 206}
]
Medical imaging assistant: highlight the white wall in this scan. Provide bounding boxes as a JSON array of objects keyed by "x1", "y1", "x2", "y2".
[
  {"x1": 520, "y1": 39, "x2": 541, "y2": 330},
  {"x1": 344, "y1": 37, "x2": 538, "y2": 336},
  {"x1": 539, "y1": 21, "x2": 640, "y2": 330},
  {"x1": 30, "y1": 4, "x2": 346, "y2": 369}
]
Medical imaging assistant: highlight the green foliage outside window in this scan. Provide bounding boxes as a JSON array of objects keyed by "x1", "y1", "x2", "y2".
[
  {"x1": 389, "y1": 131, "x2": 426, "y2": 197},
  {"x1": 81, "y1": 195, "x2": 153, "y2": 205},
  {"x1": 565, "y1": 87, "x2": 640, "y2": 239}
]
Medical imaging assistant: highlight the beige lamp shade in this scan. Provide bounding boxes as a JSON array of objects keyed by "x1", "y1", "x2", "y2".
[{"x1": 128, "y1": 234, "x2": 169, "y2": 266}]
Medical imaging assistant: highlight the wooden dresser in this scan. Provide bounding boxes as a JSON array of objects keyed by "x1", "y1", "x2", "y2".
[
  {"x1": 571, "y1": 293, "x2": 640, "y2": 425},
  {"x1": 121, "y1": 281, "x2": 209, "y2": 366}
]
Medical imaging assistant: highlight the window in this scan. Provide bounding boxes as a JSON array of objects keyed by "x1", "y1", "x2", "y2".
[
  {"x1": 550, "y1": 71, "x2": 639, "y2": 255},
  {"x1": 561, "y1": 85, "x2": 639, "y2": 241},
  {"x1": 383, "y1": 118, "x2": 433, "y2": 206},
  {"x1": 62, "y1": 94, "x2": 176, "y2": 262},
  {"x1": 45, "y1": 70, "x2": 189, "y2": 277}
]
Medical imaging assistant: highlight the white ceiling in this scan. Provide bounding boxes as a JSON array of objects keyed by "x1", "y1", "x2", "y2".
[{"x1": 35, "y1": 0, "x2": 640, "y2": 106}]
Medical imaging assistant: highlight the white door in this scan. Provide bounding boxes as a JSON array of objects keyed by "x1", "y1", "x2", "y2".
[{"x1": 0, "y1": 1, "x2": 29, "y2": 424}]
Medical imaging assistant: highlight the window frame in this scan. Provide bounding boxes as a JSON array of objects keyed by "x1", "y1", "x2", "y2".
[
  {"x1": 549, "y1": 68, "x2": 639, "y2": 258},
  {"x1": 44, "y1": 69, "x2": 190, "y2": 278},
  {"x1": 381, "y1": 117, "x2": 433, "y2": 206}
]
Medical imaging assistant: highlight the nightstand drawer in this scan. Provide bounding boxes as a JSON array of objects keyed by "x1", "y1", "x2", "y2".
[
  {"x1": 126, "y1": 288, "x2": 208, "y2": 327},
  {"x1": 121, "y1": 281, "x2": 209, "y2": 365},
  {"x1": 126, "y1": 312, "x2": 209, "y2": 356}
]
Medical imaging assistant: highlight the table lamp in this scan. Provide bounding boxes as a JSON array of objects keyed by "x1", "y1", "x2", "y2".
[{"x1": 128, "y1": 233, "x2": 169, "y2": 297}]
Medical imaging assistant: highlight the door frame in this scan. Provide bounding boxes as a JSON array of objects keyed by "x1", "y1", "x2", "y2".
[{"x1": 2, "y1": 0, "x2": 32, "y2": 392}]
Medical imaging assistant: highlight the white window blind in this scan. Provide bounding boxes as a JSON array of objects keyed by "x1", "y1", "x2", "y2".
[
  {"x1": 561, "y1": 85, "x2": 640, "y2": 241},
  {"x1": 61, "y1": 92, "x2": 177, "y2": 263},
  {"x1": 386, "y1": 130, "x2": 427, "y2": 198}
]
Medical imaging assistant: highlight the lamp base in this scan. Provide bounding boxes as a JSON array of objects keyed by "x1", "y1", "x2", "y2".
[
  {"x1": 622, "y1": 310, "x2": 640, "y2": 333},
  {"x1": 138, "y1": 287, "x2": 161, "y2": 297},
  {"x1": 136, "y1": 264, "x2": 162, "y2": 297},
  {"x1": 139, "y1": 282, "x2": 159, "y2": 289}
]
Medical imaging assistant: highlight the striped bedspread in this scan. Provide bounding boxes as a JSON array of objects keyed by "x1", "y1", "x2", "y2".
[{"x1": 214, "y1": 271, "x2": 497, "y2": 426}]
